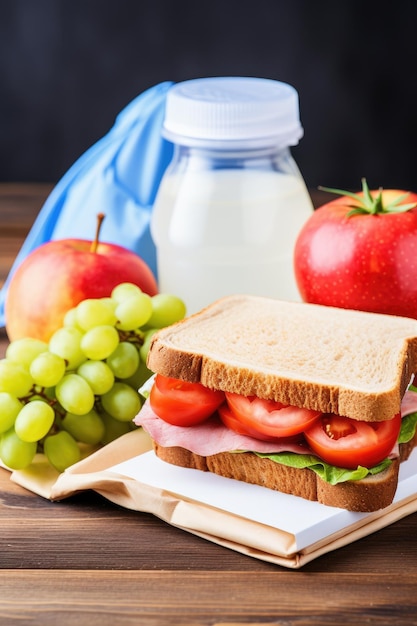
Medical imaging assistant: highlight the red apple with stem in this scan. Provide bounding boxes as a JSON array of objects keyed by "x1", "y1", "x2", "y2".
[{"x1": 5, "y1": 214, "x2": 158, "y2": 342}]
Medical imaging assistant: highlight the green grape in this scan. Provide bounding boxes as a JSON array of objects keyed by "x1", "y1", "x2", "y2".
[
  {"x1": 0, "y1": 392, "x2": 24, "y2": 433},
  {"x1": 6, "y1": 338, "x2": 48, "y2": 368},
  {"x1": 99, "y1": 298, "x2": 117, "y2": 318},
  {"x1": 14, "y1": 400, "x2": 55, "y2": 442},
  {"x1": 77, "y1": 360, "x2": 115, "y2": 395},
  {"x1": 76, "y1": 298, "x2": 117, "y2": 331},
  {"x1": 100, "y1": 411, "x2": 132, "y2": 445},
  {"x1": 111, "y1": 282, "x2": 143, "y2": 303},
  {"x1": 106, "y1": 342, "x2": 139, "y2": 379},
  {"x1": 124, "y1": 360, "x2": 154, "y2": 392},
  {"x1": 115, "y1": 293, "x2": 153, "y2": 330},
  {"x1": 100, "y1": 297, "x2": 117, "y2": 310},
  {"x1": 0, "y1": 359, "x2": 33, "y2": 397},
  {"x1": 55, "y1": 373, "x2": 95, "y2": 415},
  {"x1": 101, "y1": 382, "x2": 142, "y2": 422},
  {"x1": 63, "y1": 307, "x2": 82, "y2": 329},
  {"x1": 139, "y1": 328, "x2": 159, "y2": 363},
  {"x1": 49, "y1": 327, "x2": 87, "y2": 369},
  {"x1": 62, "y1": 409, "x2": 105, "y2": 445},
  {"x1": 0, "y1": 429, "x2": 37, "y2": 470},
  {"x1": 147, "y1": 294, "x2": 186, "y2": 328},
  {"x1": 80, "y1": 325, "x2": 119, "y2": 360},
  {"x1": 43, "y1": 431, "x2": 81, "y2": 472},
  {"x1": 29, "y1": 352, "x2": 66, "y2": 387},
  {"x1": 43, "y1": 385, "x2": 57, "y2": 402}
]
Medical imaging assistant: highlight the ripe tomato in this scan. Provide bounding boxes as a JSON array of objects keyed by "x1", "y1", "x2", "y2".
[
  {"x1": 149, "y1": 374, "x2": 225, "y2": 426},
  {"x1": 294, "y1": 179, "x2": 417, "y2": 318},
  {"x1": 304, "y1": 413, "x2": 401, "y2": 469},
  {"x1": 224, "y1": 392, "x2": 322, "y2": 439},
  {"x1": 218, "y1": 403, "x2": 304, "y2": 443}
]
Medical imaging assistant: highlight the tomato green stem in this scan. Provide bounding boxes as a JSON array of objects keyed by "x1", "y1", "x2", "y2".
[{"x1": 318, "y1": 178, "x2": 417, "y2": 216}]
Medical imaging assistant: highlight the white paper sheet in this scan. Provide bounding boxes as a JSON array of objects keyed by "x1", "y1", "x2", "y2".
[{"x1": 111, "y1": 447, "x2": 417, "y2": 551}]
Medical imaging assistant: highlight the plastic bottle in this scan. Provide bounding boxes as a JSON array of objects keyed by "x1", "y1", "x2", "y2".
[{"x1": 151, "y1": 76, "x2": 313, "y2": 315}]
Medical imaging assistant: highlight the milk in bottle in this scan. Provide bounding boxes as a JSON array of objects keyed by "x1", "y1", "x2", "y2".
[{"x1": 151, "y1": 77, "x2": 313, "y2": 314}]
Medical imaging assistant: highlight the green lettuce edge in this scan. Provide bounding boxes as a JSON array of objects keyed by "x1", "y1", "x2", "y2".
[
  {"x1": 254, "y1": 411, "x2": 417, "y2": 486},
  {"x1": 254, "y1": 451, "x2": 390, "y2": 485},
  {"x1": 398, "y1": 410, "x2": 417, "y2": 444}
]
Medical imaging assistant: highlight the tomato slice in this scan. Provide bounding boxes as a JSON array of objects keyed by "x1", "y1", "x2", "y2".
[
  {"x1": 304, "y1": 413, "x2": 402, "y2": 469},
  {"x1": 149, "y1": 374, "x2": 225, "y2": 426},
  {"x1": 218, "y1": 403, "x2": 304, "y2": 443},
  {"x1": 224, "y1": 392, "x2": 322, "y2": 439}
]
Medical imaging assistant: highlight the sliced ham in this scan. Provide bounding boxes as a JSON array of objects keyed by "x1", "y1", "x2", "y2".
[
  {"x1": 399, "y1": 389, "x2": 417, "y2": 417},
  {"x1": 134, "y1": 390, "x2": 417, "y2": 459},
  {"x1": 134, "y1": 400, "x2": 310, "y2": 456}
]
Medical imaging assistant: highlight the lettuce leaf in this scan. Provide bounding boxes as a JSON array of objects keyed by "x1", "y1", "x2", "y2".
[
  {"x1": 254, "y1": 411, "x2": 417, "y2": 486},
  {"x1": 254, "y1": 451, "x2": 392, "y2": 485},
  {"x1": 139, "y1": 374, "x2": 155, "y2": 399},
  {"x1": 398, "y1": 411, "x2": 417, "y2": 444}
]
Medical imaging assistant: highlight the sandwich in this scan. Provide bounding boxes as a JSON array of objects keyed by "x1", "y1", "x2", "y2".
[{"x1": 134, "y1": 295, "x2": 417, "y2": 512}]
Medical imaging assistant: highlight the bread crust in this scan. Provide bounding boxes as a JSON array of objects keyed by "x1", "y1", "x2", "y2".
[
  {"x1": 153, "y1": 431, "x2": 417, "y2": 512},
  {"x1": 147, "y1": 296, "x2": 417, "y2": 422}
]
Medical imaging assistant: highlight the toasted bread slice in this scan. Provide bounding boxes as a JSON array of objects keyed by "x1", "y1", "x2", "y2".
[
  {"x1": 153, "y1": 433, "x2": 417, "y2": 512},
  {"x1": 147, "y1": 295, "x2": 417, "y2": 422}
]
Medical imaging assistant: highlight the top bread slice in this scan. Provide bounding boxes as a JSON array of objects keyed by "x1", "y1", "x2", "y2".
[{"x1": 147, "y1": 295, "x2": 417, "y2": 422}]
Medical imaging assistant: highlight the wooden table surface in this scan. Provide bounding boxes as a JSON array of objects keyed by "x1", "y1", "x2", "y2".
[{"x1": 1, "y1": 184, "x2": 417, "y2": 625}]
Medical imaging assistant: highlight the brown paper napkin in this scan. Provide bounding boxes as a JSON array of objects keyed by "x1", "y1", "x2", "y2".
[{"x1": 5, "y1": 429, "x2": 417, "y2": 569}]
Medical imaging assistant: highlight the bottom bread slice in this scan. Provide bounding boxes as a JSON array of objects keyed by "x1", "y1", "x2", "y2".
[{"x1": 153, "y1": 442, "x2": 404, "y2": 512}]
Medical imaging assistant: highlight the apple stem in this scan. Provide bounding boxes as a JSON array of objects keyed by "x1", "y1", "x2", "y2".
[{"x1": 90, "y1": 213, "x2": 105, "y2": 253}]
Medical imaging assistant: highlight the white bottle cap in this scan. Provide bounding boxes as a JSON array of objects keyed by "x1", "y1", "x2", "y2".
[{"x1": 162, "y1": 76, "x2": 304, "y2": 149}]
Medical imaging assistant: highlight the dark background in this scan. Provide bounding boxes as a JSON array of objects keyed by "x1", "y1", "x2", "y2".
[{"x1": 2, "y1": 0, "x2": 417, "y2": 192}]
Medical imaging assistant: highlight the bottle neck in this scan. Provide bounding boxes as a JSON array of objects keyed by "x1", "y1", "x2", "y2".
[{"x1": 167, "y1": 143, "x2": 298, "y2": 176}]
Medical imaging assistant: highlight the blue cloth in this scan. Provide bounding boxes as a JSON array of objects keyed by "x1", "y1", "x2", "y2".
[{"x1": 0, "y1": 81, "x2": 174, "y2": 328}]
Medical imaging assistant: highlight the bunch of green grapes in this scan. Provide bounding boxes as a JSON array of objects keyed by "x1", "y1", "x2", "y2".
[{"x1": 0, "y1": 283, "x2": 185, "y2": 472}]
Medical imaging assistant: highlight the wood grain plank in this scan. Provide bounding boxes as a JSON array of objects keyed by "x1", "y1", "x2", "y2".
[
  {"x1": 0, "y1": 183, "x2": 51, "y2": 287},
  {"x1": 1, "y1": 570, "x2": 417, "y2": 626},
  {"x1": 0, "y1": 182, "x2": 52, "y2": 231}
]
